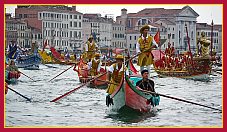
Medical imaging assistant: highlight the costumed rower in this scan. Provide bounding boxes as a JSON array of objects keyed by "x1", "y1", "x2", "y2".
[
  {"x1": 197, "y1": 31, "x2": 211, "y2": 57},
  {"x1": 31, "y1": 41, "x2": 39, "y2": 55},
  {"x1": 6, "y1": 59, "x2": 20, "y2": 81},
  {"x1": 7, "y1": 40, "x2": 21, "y2": 60},
  {"x1": 136, "y1": 25, "x2": 158, "y2": 77},
  {"x1": 88, "y1": 53, "x2": 102, "y2": 76},
  {"x1": 6, "y1": 60, "x2": 19, "y2": 72},
  {"x1": 106, "y1": 54, "x2": 129, "y2": 94},
  {"x1": 85, "y1": 35, "x2": 98, "y2": 62}
]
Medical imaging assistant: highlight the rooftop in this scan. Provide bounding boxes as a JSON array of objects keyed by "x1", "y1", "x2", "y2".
[{"x1": 16, "y1": 5, "x2": 82, "y2": 14}]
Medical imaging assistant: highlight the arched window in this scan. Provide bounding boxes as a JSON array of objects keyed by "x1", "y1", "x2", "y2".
[{"x1": 137, "y1": 18, "x2": 152, "y2": 26}]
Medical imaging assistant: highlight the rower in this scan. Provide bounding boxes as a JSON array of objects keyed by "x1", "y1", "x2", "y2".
[
  {"x1": 136, "y1": 69, "x2": 155, "y2": 92},
  {"x1": 136, "y1": 25, "x2": 158, "y2": 77},
  {"x1": 6, "y1": 60, "x2": 19, "y2": 72},
  {"x1": 88, "y1": 53, "x2": 102, "y2": 76},
  {"x1": 7, "y1": 40, "x2": 21, "y2": 59},
  {"x1": 106, "y1": 54, "x2": 129, "y2": 94},
  {"x1": 84, "y1": 35, "x2": 98, "y2": 62},
  {"x1": 136, "y1": 69, "x2": 159, "y2": 106}
]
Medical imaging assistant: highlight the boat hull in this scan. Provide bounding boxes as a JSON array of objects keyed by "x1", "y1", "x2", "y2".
[
  {"x1": 109, "y1": 76, "x2": 157, "y2": 113},
  {"x1": 5, "y1": 70, "x2": 21, "y2": 84},
  {"x1": 155, "y1": 69, "x2": 210, "y2": 80},
  {"x1": 16, "y1": 54, "x2": 41, "y2": 69},
  {"x1": 79, "y1": 73, "x2": 108, "y2": 89}
]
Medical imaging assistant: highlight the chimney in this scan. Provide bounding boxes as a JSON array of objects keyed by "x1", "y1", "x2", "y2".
[{"x1": 72, "y1": 6, "x2": 76, "y2": 11}]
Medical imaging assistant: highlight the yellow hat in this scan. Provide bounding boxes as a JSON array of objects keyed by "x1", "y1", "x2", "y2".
[
  {"x1": 88, "y1": 35, "x2": 93, "y2": 39},
  {"x1": 95, "y1": 53, "x2": 100, "y2": 57},
  {"x1": 140, "y1": 25, "x2": 150, "y2": 34},
  {"x1": 115, "y1": 54, "x2": 124, "y2": 60}
]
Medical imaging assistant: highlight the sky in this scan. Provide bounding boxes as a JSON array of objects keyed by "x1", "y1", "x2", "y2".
[{"x1": 5, "y1": 4, "x2": 223, "y2": 25}]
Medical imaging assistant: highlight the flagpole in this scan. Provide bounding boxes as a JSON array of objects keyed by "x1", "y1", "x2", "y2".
[
  {"x1": 158, "y1": 29, "x2": 161, "y2": 60},
  {"x1": 210, "y1": 20, "x2": 214, "y2": 57}
]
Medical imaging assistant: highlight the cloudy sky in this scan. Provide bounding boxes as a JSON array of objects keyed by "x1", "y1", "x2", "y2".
[{"x1": 5, "y1": 4, "x2": 223, "y2": 24}]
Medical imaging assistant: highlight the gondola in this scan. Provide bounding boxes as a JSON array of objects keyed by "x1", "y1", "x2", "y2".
[{"x1": 106, "y1": 73, "x2": 160, "y2": 113}]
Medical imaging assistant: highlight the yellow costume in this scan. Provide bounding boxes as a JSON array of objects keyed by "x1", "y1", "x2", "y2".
[
  {"x1": 198, "y1": 31, "x2": 210, "y2": 57},
  {"x1": 137, "y1": 35, "x2": 154, "y2": 66},
  {"x1": 106, "y1": 63, "x2": 125, "y2": 94},
  {"x1": 107, "y1": 55, "x2": 126, "y2": 94},
  {"x1": 86, "y1": 41, "x2": 97, "y2": 60},
  {"x1": 89, "y1": 54, "x2": 101, "y2": 76}
]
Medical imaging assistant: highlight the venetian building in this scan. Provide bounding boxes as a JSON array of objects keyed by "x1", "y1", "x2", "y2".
[{"x1": 116, "y1": 6, "x2": 199, "y2": 54}]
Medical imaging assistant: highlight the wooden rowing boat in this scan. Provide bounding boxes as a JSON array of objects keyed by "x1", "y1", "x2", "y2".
[
  {"x1": 16, "y1": 54, "x2": 41, "y2": 70},
  {"x1": 154, "y1": 55, "x2": 212, "y2": 80},
  {"x1": 107, "y1": 75, "x2": 160, "y2": 113},
  {"x1": 5, "y1": 70, "x2": 21, "y2": 84},
  {"x1": 74, "y1": 58, "x2": 108, "y2": 89}
]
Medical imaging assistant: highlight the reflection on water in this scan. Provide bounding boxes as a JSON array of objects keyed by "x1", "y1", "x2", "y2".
[{"x1": 105, "y1": 106, "x2": 158, "y2": 124}]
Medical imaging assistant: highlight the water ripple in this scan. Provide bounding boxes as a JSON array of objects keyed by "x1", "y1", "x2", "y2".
[{"x1": 5, "y1": 65, "x2": 222, "y2": 127}]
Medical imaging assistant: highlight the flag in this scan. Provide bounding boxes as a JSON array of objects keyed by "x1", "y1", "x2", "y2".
[
  {"x1": 43, "y1": 40, "x2": 47, "y2": 51},
  {"x1": 154, "y1": 29, "x2": 160, "y2": 45},
  {"x1": 152, "y1": 50, "x2": 165, "y2": 61},
  {"x1": 126, "y1": 52, "x2": 138, "y2": 75},
  {"x1": 129, "y1": 60, "x2": 138, "y2": 74}
]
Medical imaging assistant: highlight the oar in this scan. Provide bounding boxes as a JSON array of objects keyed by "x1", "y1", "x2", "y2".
[
  {"x1": 19, "y1": 71, "x2": 36, "y2": 82},
  {"x1": 96, "y1": 79, "x2": 118, "y2": 85},
  {"x1": 42, "y1": 63, "x2": 58, "y2": 68},
  {"x1": 141, "y1": 90, "x2": 222, "y2": 112},
  {"x1": 51, "y1": 49, "x2": 154, "y2": 102},
  {"x1": 50, "y1": 72, "x2": 107, "y2": 102},
  {"x1": 6, "y1": 86, "x2": 31, "y2": 102},
  {"x1": 48, "y1": 65, "x2": 75, "y2": 82},
  {"x1": 125, "y1": 47, "x2": 156, "y2": 62},
  {"x1": 212, "y1": 70, "x2": 222, "y2": 75}
]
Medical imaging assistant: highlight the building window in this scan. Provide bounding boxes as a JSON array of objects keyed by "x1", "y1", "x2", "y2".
[
  {"x1": 24, "y1": 14, "x2": 28, "y2": 18},
  {"x1": 79, "y1": 32, "x2": 81, "y2": 38},
  {"x1": 128, "y1": 20, "x2": 131, "y2": 27},
  {"x1": 74, "y1": 22, "x2": 77, "y2": 27},
  {"x1": 74, "y1": 15, "x2": 77, "y2": 19},
  {"x1": 130, "y1": 36, "x2": 132, "y2": 40},
  {"x1": 172, "y1": 34, "x2": 175, "y2": 39},
  {"x1": 18, "y1": 14, "x2": 22, "y2": 18},
  {"x1": 70, "y1": 21, "x2": 72, "y2": 27},
  {"x1": 39, "y1": 13, "x2": 42, "y2": 19}
]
